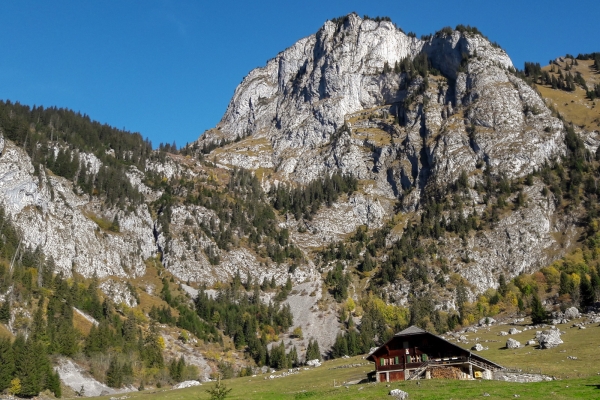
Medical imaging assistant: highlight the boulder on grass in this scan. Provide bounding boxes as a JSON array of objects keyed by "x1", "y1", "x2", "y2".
[
  {"x1": 508, "y1": 328, "x2": 521, "y2": 335},
  {"x1": 390, "y1": 389, "x2": 409, "y2": 399},
  {"x1": 564, "y1": 307, "x2": 580, "y2": 320},
  {"x1": 173, "y1": 380, "x2": 201, "y2": 389},
  {"x1": 306, "y1": 359, "x2": 321, "y2": 367},
  {"x1": 479, "y1": 317, "x2": 496, "y2": 326},
  {"x1": 536, "y1": 329, "x2": 563, "y2": 349},
  {"x1": 472, "y1": 343, "x2": 484, "y2": 351},
  {"x1": 506, "y1": 338, "x2": 521, "y2": 349}
]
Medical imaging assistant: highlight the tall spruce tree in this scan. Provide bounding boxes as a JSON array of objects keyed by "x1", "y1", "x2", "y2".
[
  {"x1": 0, "y1": 337, "x2": 15, "y2": 391},
  {"x1": 105, "y1": 357, "x2": 122, "y2": 388},
  {"x1": 305, "y1": 338, "x2": 321, "y2": 361},
  {"x1": 530, "y1": 294, "x2": 547, "y2": 324}
]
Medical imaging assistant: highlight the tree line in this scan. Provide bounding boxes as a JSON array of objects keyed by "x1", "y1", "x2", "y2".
[
  {"x1": 0, "y1": 100, "x2": 150, "y2": 208},
  {"x1": 270, "y1": 172, "x2": 358, "y2": 220}
]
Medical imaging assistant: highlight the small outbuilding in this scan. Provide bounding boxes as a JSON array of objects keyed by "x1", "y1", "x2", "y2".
[{"x1": 366, "y1": 326, "x2": 503, "y2": 382}]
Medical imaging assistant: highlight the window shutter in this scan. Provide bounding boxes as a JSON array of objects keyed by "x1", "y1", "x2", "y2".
[
  {"x1": 395, "y1": 356, "x2": 399, "y2": 365},
  {"x1": 380, "y1": 358, "x2": 384, "y2": 366}
]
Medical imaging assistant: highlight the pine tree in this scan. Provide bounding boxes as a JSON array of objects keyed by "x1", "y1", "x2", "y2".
[
  {"x1": 347, "y1": 329, "x2": 359, "y2": 356},
  {"x1": 360, "y1": 251, "x2": 374, "y2": 272},
  {"x1": 530, "y1": 294, "x2": 547, "y2": 324},
  {"x1": 15, "y1": 338, "x2": 42, "y2": 397},
  {"x1": 305, "y1": 338, "x2": 321, "y2": 361},
  {"x1": 0, "y1": 300, "x2": 10, "y2": 323},
  {"x1": 559, "y1": 272, "x2": 573, "y2": 296},
  {"x1": 31, "y1": 304, "x2": 47, "y2": 343},
  {"x1": 143, "y1": 323, "x2": 164, "y2": 368},
  {"x1": 288, "y1": 345, "x2": 299, "y2": 367},
  {"x1": 47, "y1": 370, "x2": 61, "y2": 397},
  {"x1": 0, "y1": 337, "x2": 15, "y2": 391},
  {"x1": 206, "y1": 375, "x2": 232, "y2": 400},
  {"x1": 498, "y1": 274, "x2": 508, "y2": 297},
  {"x1": 332, "y1": 333, "x2": 348, "y2": 358},
  {"x1": 580, "y1": 274, "x2": 594, "y2": 309},
  {"x1": 105, "y1": 357, "x2": 122, "y2": 388}
]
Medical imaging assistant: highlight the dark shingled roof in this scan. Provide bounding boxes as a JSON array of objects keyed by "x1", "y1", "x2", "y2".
[{"x1": 394, "y1": 325, "x2": 426, "y2": 336}]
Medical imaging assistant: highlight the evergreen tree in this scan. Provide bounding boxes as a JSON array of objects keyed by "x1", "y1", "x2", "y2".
[
  {"x1": 0, "y1": 337, "x2": 15, "y2": 391},
  {"x1": 30, "y1": 304, "x2": 47, "y2": 343},
  {"x1": 580, "y1": 274, "x2": 594, "y2": 309},
  {"x1": 591, "y1": 268, "x2": 600, "y2": 300},
  {"x1": 360, "y1": 251, "x2": 375, "y2": 272},
  {"x1": 105, "y1": 357, "x2": 122, "y2": 388},
  {"x1": 0, "y1": 300, "x2": 10, "y2": 323},
  {"x1": 331, "y1": 333, "x2": 348, "y2": 358},
  {"x1": 530, "y1": 294, "x2": 547, "y2": 324},
  {"x1": 47, "y1": 370, "x2": 61, "y2": 398},
  {"x1": 288, "y1": 345, "x2": 299, "y2": 367},
  {"x1": 498, "y1": 274, "x2": 508, "y2": 297},
  {"x1": 169, "y1": 356, "x2": 185, "y2": 382},
  {"x1": 143, "y1": 323, "x2": 164, "y2": 368},
  {"x1": 305, "y1": 338, "x2": 321, "y2": 361},
  {"x1": 346, "y1": 329, "x2": 360, "y2": 356},
  {"x1": 15, "y1": 337, "x2": 42, "y2": 397},
  {"x1": 559, "y1": 272, "x2": 573, "y2": 296},
  {"x1": 206, "y1": 375, "x2": 232, "y2": 400}
]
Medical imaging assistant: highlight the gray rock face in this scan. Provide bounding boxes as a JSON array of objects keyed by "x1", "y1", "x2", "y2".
[
  {"x1": 197, "y1": 14, "x2": 568, "y2": 297},
  {"x1": 506, "y1": 338, "x2": 521, "y2": 349},
  {"x1": 0, "y1": 139, "x2": 155, "y2": 279},
  {"x1": 204, "y1": 14, "x2": 562, "y2": 196},
  {"x1": 536, "y1": 329, "x2": 563, "y2": 349}
]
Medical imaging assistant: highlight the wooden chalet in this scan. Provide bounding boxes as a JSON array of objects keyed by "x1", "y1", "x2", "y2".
[{"x1": 366, "y1": 326, "x2": 503, "y2": 382}]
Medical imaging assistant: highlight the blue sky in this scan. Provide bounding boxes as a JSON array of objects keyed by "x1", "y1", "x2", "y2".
[{"x1": 1, "y1": 0, "x2": 598, "y2": 148}]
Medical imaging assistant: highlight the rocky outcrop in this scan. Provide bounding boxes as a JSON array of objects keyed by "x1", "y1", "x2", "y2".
[
  {"x1": 0, "y1": 139, "x2": 155, "y2": 279},
  {"x1": 201, "y1": 14, "x2": 563, "y2": 200}
]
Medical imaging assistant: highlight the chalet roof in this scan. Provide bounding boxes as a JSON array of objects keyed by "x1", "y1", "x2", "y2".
[
  {"x1": 394, "y1": 325, "x2": 426, "y2": 336},
  {"x1": 366, "y1": 325, "x2": 503, "y2": 370}
]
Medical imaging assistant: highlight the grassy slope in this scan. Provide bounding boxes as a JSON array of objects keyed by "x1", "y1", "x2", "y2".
[
  {"x1": 538, "y1": 59, "x2": 600, "y2": 131},
  {"x1": 91, "y1": 360, "x2": 600, "y2": 400},
  {"x1": 87, "y1": 317, "x2": 600, "y2": 400}
]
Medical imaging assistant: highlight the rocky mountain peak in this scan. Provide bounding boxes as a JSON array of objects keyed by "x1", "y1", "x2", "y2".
[{"x1": 199, "y1": 16, "x2": 561, "y2": 203}]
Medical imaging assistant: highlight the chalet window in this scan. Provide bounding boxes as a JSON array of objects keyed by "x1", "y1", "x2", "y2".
[{"x1": 403, "y1": 341, "x2": 409, "y2": 349}]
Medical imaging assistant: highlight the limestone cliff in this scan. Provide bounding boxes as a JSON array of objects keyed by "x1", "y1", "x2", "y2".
[{"x1": 193, "y1": 14, "x2": 577, "y2": 299}]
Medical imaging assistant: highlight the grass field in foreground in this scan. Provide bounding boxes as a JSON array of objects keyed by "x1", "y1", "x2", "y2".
[{"x1": 90, "y1": 354, "x2": 600, "y2": 400}]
